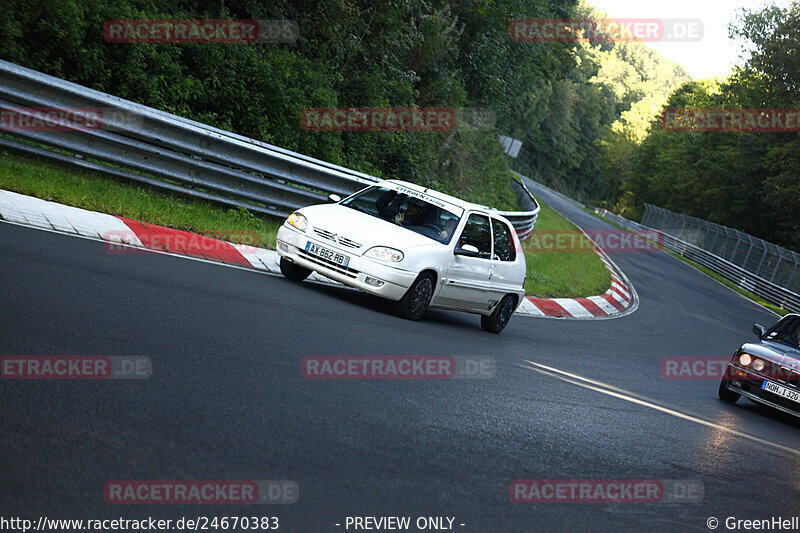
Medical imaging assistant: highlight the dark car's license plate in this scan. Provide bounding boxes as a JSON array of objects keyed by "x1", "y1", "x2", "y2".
[
  {"x1": 762, "y1": 379, "x2": 800, "y2": 404},
  {"x1": 305, "y1": 241, "x2": 350, "y2": 268}
]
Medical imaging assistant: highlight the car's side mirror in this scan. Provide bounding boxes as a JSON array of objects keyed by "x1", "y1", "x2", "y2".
[
  {"x1": 454, "y1": 244, "x2": 481, "y2": 258},
  {"x1": 753, "y1": 323, "x2": 766, "y2": 338},
  {"x1": 328, "y1": 194, "x2": 342, "y2": 203}
]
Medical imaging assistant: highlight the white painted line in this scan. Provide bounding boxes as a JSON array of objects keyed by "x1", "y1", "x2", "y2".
[{"x1": 518, "y1": 360, "x2": 800, "y2": 458}]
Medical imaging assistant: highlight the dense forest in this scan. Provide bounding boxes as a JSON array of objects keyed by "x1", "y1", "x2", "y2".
[
  {"x1": 0, "y1": 0, "x2": 796, "y2": 250},
  {"x1": 612, "y1": 4, "x2": 800, "y2": 252}
]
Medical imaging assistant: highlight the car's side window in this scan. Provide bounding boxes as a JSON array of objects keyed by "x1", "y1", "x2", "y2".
[
  {"x1": 458, "y1": 214, "x2": 492, "y2": 259},
  {"x1": 491, "y1": 219, "x2": 516, "y2": 262}
]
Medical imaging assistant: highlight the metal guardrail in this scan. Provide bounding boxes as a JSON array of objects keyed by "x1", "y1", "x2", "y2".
[
  {"x1": 511, "y1": 171, "x2": 586, "y2": 211},
  {"x1": 597, "y1": 208, "x2": 800, "y2": 313},
  {"x1": 0, "y1": 59, "x2": 538, "y2": 237},
  {"x1": 641, "y1": 203, "x2": 799, "y2": 294}
]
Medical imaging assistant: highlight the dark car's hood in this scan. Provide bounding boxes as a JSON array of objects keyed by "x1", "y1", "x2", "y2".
[{"x1": 742, "y1": 341, "x2": 800, "y2": 369}]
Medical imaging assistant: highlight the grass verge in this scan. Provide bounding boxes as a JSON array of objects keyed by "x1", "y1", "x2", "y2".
[
  {"x1": 522, "y1": 197, "x2": 612, "y2": 298},
  {"x1": 0, "y1": 150, "x2": 283, "y2": 249}
]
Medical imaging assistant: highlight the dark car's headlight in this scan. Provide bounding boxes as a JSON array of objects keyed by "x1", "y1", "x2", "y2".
[
  {"x1": 738, "y1": 353, "x2": 752, "y2": 366},
  {"x1": 752, "y1": 359, "x2": 766, "y2": 372}
]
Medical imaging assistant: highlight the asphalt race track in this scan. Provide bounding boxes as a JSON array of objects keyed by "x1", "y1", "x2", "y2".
[{"x1": 1, "y1": 184, "x2": 797, "y2": 532}]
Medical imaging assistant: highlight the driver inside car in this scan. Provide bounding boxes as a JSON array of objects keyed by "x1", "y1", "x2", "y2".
[
  {"x1": 376, "y1": 189, "x2": 404, "y2": 221},
  {"x1": 376, "y1": 190, "x2": 455, "y2": 241},
  {"x1": 397, "y1": 198, "x2": 430, "y2": 226}
]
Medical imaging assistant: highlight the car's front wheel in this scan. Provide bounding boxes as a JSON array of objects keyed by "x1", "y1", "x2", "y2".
[
  {"x1": 481, "y1": 294, "x2": 517, "y2": 333},
  {"x1": 397, "y1": 273, "x2": 434, "y2": 321},
  {"x1": 280, "y1": 257, "x2": 311, "y2": 282},
  {"x1": 718, "y1": 378, "x2": 741, "y2": 403}
]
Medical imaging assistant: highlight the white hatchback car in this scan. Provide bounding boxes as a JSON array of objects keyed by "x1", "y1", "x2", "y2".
[{"x1": 276, "y1": 180, "x2": 527, "y2": 333}]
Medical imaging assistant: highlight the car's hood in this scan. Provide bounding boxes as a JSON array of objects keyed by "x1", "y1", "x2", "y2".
[
  {"x1": 742, "y1": 341, "x2": 800, "y2": 368},
  {"x1": 298, "y1": 203, "x2": 441, "y2": 252}
]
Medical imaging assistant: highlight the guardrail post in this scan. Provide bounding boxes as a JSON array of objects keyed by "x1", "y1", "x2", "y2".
[
  {"x1": 755, "y1": 248, "x2": 768, "y2": 276},
  {"x1": 729, "y1": 235, "x2": 741, "y2": 263},
  {"x1": 706, "y1": 227, "x2": 720, "y2": 253},
  {"x1": 770, "y1": 256, "x2": 782, "y2": 283},
  {"x1": 741, "y1": 236, "x2": 754, "y2": 269}
]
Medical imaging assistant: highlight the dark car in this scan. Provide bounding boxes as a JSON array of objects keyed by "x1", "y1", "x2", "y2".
[{"x1": 718, "y1": 313, "x2": 800, "y2": 417}]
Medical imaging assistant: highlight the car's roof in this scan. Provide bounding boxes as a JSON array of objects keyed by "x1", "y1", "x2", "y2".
[{"x1": 379, "y1": 179, "x2": 508, "y2": 219}]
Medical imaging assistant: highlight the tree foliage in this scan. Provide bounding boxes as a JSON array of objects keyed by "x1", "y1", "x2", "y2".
[
  {"x1": 613, "y1": 2, "x2": 800, "y2": 251},
  {"x1": 1, "y1": 0, "x2": 587, "y2": 209}
]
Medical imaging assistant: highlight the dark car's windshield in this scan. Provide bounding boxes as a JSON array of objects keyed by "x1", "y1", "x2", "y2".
[
  {"x1": 764, "y1": 315, "x2": 800, "y2": 348},
  {"x1": 341, "y1": 185, "x2": 463, "y2": 245}
]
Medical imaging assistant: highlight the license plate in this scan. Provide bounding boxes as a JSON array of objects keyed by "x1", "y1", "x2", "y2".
[
  {"x1": 761, "y1": 379, "x2": 800, "y2": 404},
  {"x1": 305, "y1": 241, "x2": 350, "y2": 268}
]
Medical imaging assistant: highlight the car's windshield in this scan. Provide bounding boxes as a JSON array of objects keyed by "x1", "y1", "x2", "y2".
[
  {"x1": 342, "y1": 185, "x2": 463, "y2": 245},
  {"x1": 764, "y1": 315, "x2": 800, "y2": 348}
]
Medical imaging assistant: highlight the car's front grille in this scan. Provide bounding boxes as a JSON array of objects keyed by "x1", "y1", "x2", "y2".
[
  {"x1": 314, "y1": 228, "x2": 336, "y2": 241},
  {"x1": 337, "y1": 236, "x2": 362, "y2": 249},
  {"x1": 313, "y1": 228, "x2": 362, "y2": 249},
  {"x1": 297, "y1": 249, "x2": 360, "y2": 279},
  {"x1": 764, "y1": 361, "x2": 800, "y2": 385}
]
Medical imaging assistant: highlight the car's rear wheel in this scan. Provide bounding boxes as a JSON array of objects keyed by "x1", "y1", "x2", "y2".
[
  {"x1": 397, "y1": 273, "x2": 434, "y2": 321},
  {"x1": 280, "y1": 257, "x2": 311, "y2": 282},
  {"x1": 481, "y1": 294, "x2": 516, "y2": 334},
  {"x1": 718, "y1": 378, "x2": 741, "y2": 403}
]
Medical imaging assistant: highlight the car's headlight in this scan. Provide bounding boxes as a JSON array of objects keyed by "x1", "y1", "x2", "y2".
[
  {"x1": 739, "y1": 353, "x2": 752, "y2": 367},
  {"x1": 753, "y1": 359, "x2": 766, "y2": 372},
  {"x1": 286, "y1": 212, "x2": 307, "y2": 232},
  {"x1": 364, "y1": 246, "x2": 404, "y2": 262}
]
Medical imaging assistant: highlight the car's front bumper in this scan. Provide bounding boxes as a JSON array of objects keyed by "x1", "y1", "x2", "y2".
[
  {"x1": 722, "y1": 363, "x2": 800, "y2": 418},
  {"x1": 276, "y1": 225, "x2": 418, "y2": 301}
]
